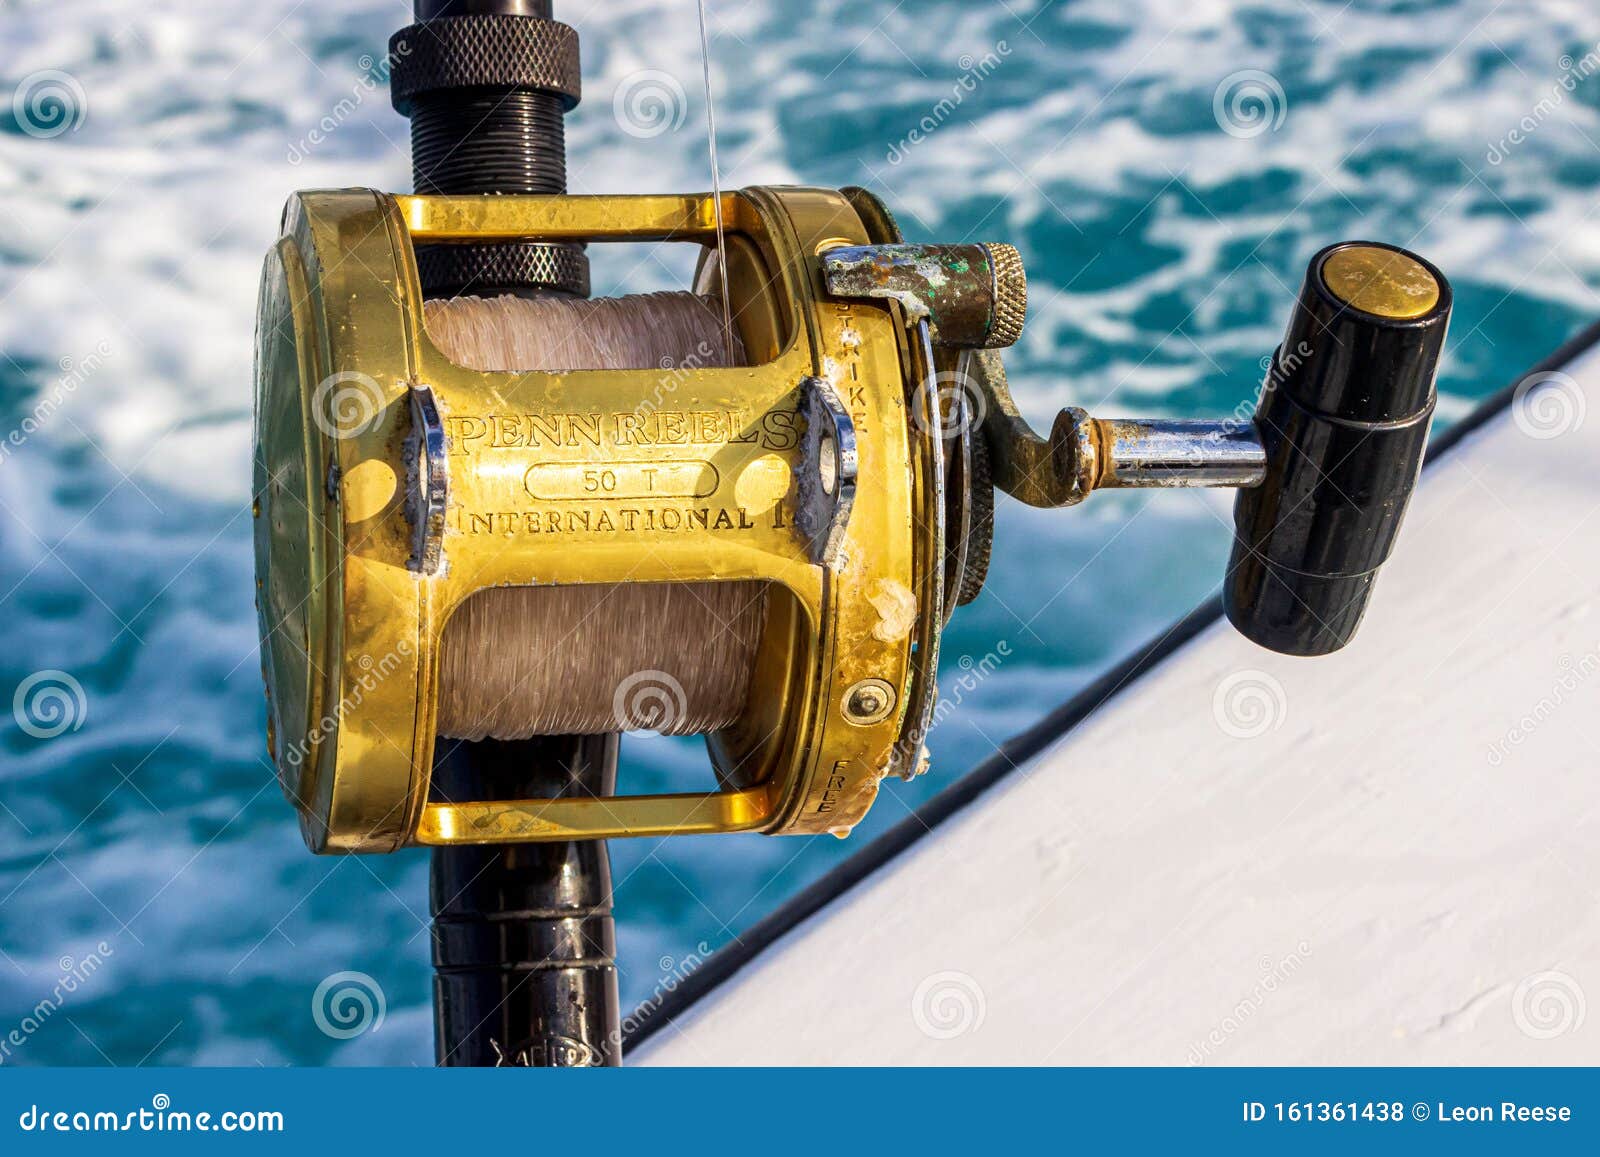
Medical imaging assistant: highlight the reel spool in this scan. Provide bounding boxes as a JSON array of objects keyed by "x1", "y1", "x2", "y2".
[
  {"x1": 423, "y1": 290, "x2": 766, "y2": 742},
  {"x1": 254, "y1": 185, "x2": 1451, "y2": 854}
]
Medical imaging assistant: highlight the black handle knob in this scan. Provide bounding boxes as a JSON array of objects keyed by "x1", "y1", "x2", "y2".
[{"x1": 1226, "y1": 241, "x2": 1451, "y2": 656}]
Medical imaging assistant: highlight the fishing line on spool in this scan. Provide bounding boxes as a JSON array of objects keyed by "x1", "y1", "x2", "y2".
[{"x1": 425, "y1": 291, "x2": 767, "y2": 740}]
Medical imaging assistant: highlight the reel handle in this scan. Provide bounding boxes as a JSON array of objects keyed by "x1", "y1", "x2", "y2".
[{"x1": 1225, "y1": 242, "x2": 1451, "y2": 656}]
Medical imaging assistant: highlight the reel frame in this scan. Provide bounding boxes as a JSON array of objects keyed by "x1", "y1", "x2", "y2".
[{"x1": 255, "y1": 186, "x2": 940, "y2": 851}]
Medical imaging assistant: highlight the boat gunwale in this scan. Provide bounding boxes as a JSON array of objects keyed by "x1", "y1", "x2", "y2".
[{"x1": 624, "y1": 314, "x2": 1600, "y2": 1053}]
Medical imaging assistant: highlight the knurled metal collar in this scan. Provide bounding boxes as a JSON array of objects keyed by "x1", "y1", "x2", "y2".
[
  {"x1": 416, "y1": 241, "x2": 590, "y2": 298},
  {"x1": 983, "y1": 242, "x2": 1027, "y2": 349},
  {"x1": 389, "y1": 14, "x2": 582, "y2": 114}
]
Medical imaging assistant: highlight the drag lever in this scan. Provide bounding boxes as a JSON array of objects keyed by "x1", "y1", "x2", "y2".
[{"x1": 975, "y1": 240, "x2": 1450, "y2": 657}]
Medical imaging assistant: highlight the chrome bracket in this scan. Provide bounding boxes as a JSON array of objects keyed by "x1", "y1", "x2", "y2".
[
  {"x1": 796, "y1": 375, "x2": 859, "y2": 568},
  {"x1": 406, "y1": 383, "x2": 449, "y2": 576}
]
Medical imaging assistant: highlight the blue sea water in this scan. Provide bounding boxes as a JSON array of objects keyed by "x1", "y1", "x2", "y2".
[{"x1": 1, "y1": 0, "x2": 1598, "y2": 1065}]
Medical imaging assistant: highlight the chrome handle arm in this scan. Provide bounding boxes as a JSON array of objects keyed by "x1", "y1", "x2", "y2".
[{"x1": 968, "y1": 350, "x2": 1265, "y2": 508}]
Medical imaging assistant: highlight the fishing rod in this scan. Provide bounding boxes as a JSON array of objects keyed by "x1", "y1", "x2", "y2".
[
  {"x1": 396, "y1": 0, "x2": 616, "y2": 1069},
  {"x1": 252, "y1": 0, "x2": 1451, "y2": 1066}
]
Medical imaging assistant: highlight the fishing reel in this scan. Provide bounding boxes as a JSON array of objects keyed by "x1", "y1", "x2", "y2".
[{"x1": 254, "y1": 183, "x2": 1450, "y2": 854}]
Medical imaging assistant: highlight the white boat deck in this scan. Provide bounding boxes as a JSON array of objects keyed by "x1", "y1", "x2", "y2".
[{"x1": 639, "y1": 336, "x2": 1600, "y2": 1065}]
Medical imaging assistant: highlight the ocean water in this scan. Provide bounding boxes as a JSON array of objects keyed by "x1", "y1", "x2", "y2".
[{"x1": 1, "y1": 0, "x2": 1598, "y2": 1065}]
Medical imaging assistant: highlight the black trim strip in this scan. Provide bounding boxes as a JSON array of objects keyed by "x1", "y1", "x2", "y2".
[{"x1": 625, "y1": 316, "x2": 1600, "y2": 1053}]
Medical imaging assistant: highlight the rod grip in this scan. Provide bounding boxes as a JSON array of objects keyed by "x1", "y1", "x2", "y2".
[{"x1": 1226, "y1": 241, "x2": 1451, "y2": 656}]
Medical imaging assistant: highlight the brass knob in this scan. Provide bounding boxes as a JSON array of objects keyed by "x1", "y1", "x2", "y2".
[
  {"x1": 1319, "y1": 244, "x2": 1440, "y2": 320},
  {"x1": 981, "y1": 242, "x2": 1027, "y2": 349}
]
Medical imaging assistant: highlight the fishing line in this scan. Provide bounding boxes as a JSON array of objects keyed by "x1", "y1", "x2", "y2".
[{"x1": 696, "y1": 0, "x2": 735, "y2": 362}]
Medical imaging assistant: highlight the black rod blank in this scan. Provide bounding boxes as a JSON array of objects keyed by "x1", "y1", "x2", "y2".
[{"x1": 403, "y1": 0, "x2": 622, "y2": 1068}]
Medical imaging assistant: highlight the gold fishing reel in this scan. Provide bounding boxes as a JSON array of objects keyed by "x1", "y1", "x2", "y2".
[
  {"x1": 254, "y1": 184, "x2": 1016, "y2": 852},
  {"x1": 255, "y1": 181, "x2": 1450, "y2": 854}
]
